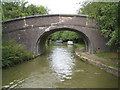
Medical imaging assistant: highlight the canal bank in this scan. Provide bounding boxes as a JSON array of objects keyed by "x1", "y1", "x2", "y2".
[{"x1": 75, "y1": 51, "x2": 120, "y2": 77}]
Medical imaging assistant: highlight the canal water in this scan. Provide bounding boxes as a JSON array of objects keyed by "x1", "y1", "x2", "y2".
[{"x1": 2, "y1": 44, "x2": 118, "y2": 88}]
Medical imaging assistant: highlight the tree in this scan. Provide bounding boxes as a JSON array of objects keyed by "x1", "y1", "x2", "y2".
[
  {"x1": 78, "y1": 2, "x2": 119, "y2": 52},
  {"x1": 2, "y1": 0, "x2": 49, "y2": 21},
  {"x1": 49, "y1": 31, "x2": 83, "y2": 43}
]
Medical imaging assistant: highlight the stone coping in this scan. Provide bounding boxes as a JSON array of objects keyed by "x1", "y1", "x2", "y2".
[{"x1": 2, "y1": 14, "x2": 88, "y2": 23}]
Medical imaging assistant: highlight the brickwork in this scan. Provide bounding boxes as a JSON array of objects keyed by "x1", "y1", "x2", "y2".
[{"x1": 2, "y1": 14, "x2": 110, "y2": 56}]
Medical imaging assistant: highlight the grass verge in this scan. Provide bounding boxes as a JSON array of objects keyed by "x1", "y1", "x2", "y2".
[{"x1": 74, "y1": 43, "x2": 85, "y2": 50}]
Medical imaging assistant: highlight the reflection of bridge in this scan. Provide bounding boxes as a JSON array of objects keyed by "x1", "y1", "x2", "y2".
[{"x1": 3, "y1": 14, "x2": 110, "y2": 56}]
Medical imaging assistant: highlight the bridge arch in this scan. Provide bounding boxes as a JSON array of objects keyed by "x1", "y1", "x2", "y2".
[
  {"x1": 36, "y1": 26, "x2": 93, "y2": 55},
  {"x1": 2, "y1": 14, "x2": 110, "y2": 56}
]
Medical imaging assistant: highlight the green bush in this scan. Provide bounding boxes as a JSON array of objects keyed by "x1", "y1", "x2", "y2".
[{"x1": 2, "y1": 40, "x2": 34, "y2": 68}]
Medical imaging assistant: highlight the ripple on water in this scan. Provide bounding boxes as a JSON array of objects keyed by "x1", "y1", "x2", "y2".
[
  {"x1": 2, "y1": 79, "x2": 25, "y2": 89},
  {"x1": 75, "y1": 69, "x2": 85, "y2": 72}
]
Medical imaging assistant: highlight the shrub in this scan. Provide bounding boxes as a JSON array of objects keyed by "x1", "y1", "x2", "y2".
[{"x1": 2, "y1": 40, "x2": 34, "y2": 68}]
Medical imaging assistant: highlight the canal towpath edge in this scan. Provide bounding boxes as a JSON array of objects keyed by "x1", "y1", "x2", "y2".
[{"x1": 75, "y1": 51, "x2": 120, "y2": 77}]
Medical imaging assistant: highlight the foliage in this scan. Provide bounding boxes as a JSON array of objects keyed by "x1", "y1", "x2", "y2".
[
  {"x1": 2, "y1": 40, "x2": 34, "y2": 68},
  {"x1": 49, "y1": 31, "x2": 83, "y2": 43},
  {"x1": 2, "y1": 0, "x2": 49, "y2": 21},
  {"x1": 78, "y1": 2, "x2": 119, "y2": 51}
]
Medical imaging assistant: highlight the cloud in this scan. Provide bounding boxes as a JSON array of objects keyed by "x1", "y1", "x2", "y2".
[{"x1": 26, "y1": 0, "x2": 84, "y2": 14}]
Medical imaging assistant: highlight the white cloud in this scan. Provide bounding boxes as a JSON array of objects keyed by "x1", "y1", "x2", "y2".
[{"x1": 26, "y1": 0, "x2": 85, "y2": 14}]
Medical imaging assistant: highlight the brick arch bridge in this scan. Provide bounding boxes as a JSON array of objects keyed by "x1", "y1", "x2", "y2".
[{"x1": 2, "y1": 14, "x2": 110, "y2": 56}]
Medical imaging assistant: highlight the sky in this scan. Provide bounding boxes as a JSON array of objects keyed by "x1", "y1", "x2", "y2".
[{"x1": 26, "y1": 0, "x2": 85, "y2": 14}]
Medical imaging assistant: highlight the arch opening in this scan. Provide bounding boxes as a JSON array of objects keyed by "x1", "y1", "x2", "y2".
[{"x1": 36, "y1": 27, "x2": 93, "y2": 56}]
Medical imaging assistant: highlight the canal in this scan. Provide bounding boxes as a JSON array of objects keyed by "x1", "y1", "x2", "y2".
[{"x1": 2, "y1": 44, "x2": 118, "y2": 88}]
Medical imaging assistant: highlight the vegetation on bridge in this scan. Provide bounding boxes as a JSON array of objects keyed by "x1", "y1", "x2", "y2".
[{"x1": 78, "y1": 2, "x2": 119, "y2": 52}]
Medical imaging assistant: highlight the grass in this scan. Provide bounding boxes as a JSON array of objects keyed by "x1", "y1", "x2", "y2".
[
  {"x1": 74, "y1": 43, "x2": 85, "y2": 50},
  {"x1": 94, "y1": 52, "x2": 119, "y2": 62},
  {"x1": 94, "y1": 52, "x2": 119, "y2": 68},
  {"x1": 100, "y1": 60, "x2": 119, "y2": 68},
  {"x1": 76, "y1": 50, "x2": 119, "y2": 68}
]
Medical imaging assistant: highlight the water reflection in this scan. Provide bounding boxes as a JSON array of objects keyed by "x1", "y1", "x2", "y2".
[
  {"x1": 50, "y1": 46, "x2": 75, "y2": 81},
  {"x1": 2, "y1": 44, "x2": 118, "y2": 88},
  {"x1": 67, "y1": 44, "x2": 73, "y2": 48}
]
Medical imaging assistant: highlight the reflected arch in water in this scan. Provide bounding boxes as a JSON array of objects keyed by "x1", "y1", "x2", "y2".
[
  {"x1": 49, "y1": 46, "x2": 75, "y2": 80},
  {"x1": 36, "y1": 26, "x2": 93, "y2": 55}
]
